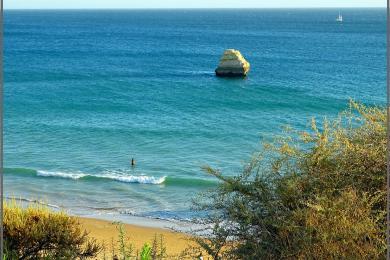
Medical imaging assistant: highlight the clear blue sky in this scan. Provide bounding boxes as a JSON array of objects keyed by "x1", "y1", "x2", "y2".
[{"x1": 5, "y1": 0, "x2": 386, "y2": 9}]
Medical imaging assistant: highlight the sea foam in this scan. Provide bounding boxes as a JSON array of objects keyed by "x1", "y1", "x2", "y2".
[
  {"x1": 37, "y1": 170, "x2": 87, "y2": 180},
  {"x1": 99, "y1": 173, "x2": 166, "y2": 184},
  {"x1": 36, "y1": 170, "x2": 166, "y2": 184}
]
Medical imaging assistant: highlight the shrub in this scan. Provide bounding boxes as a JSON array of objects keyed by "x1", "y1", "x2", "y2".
[
  {"x1": 150, "y1": 234, "x2": 167, "y2": 260},
  {"x1": 140, "y1": 243, "x2": 152, "y2": 260},
  {"x1": 193, "y1": 101, "x2": 386, "y2": 259},
  {"x1": 115, "y1": 222, "x2": 135, "y2": 259},
  {"x1": 4, "y1": 202, "x2": 101, "y2": 259},
  {"x1": 103, "y1": 223, "x2": 168, "y2": 260}
]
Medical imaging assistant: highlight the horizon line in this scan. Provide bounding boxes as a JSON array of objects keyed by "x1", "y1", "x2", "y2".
[{"x1": 3, "y1": 6, "x2": 386, "y2": 11}]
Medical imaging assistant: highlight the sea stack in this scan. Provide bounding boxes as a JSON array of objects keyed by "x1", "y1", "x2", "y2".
[{"x1": 215, "y1": 49, "x2": 250, "y2": 77}]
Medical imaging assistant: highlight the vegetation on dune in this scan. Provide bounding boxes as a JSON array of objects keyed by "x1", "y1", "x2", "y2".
[
  {"x1": 101, "y1": 222, "x2": 171, "y2": 260},
  {"x1": 3, "y1": 203, "x2": 202, "y2": 259},
  {"x1": 3, "y1": 202, "x2": 101, "y2": 259},
  {"x1": 192, "y1": 101, "x2": 387, "y2": 259},
  {"x1": 3, "y1": 205, "x2": 187, "y2": 260}
]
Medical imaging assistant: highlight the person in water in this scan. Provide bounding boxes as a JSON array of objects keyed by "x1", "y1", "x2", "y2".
[{"x1": 131, "y1": 158, "x2": 136, "y2": 167}]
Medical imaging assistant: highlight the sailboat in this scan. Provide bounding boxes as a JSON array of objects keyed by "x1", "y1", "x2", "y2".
[{"x1": 336, "y1": 12, "x2": 343, "y2": 22}]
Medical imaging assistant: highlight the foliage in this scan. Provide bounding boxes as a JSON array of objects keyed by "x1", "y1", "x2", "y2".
[
  {"x1": 103, "y1": 223, "x2": 168, "y2": 260},
  {"x1": 178, "y1": 245, "x2": 204, "y2": 260},
  {"x1": 3, "y1": 202, "x2": 101, "y2": 259},
  {"x1": 140, "y1": 243, "x2": 152, "y2": 260},
  {"x1": 193, "y1": 101, "x2": 387, "y2": 259},
  {"x1": 150, "y1": 234, "x2": 167, "y2": 260},
  {"x1": 113, "y1": 222, "x2": 135, "y2": 260}
]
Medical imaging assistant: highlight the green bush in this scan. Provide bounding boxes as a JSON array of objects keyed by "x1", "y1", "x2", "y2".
[
  {"x1": 103, "y1": 223, "x2": 168, "y2": 260},
  {"x1": 193, "y1": 101, "x2": 386, "y2": 259},
  {"x1": 140, "y1": 243, "x2": 152, "y2": 260},
  {"x1": 4, "y1": 202, "x2": 101, "y2": 259}
]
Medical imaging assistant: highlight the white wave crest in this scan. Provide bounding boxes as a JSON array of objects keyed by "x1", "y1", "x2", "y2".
[
  {"x1": 36, "y1": 170, "x2": 166, "y2": 185},
  {"x1": 101, "y1": 174, "x2": 166, "y2": 184},
  {"x1": 37, "y1": 170, "x2": 87, "y2": 179}
]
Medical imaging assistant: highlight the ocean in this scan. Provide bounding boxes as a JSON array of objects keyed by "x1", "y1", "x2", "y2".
[{"x1": 4, "y1": 9, "x2": 386, "y2": 222}]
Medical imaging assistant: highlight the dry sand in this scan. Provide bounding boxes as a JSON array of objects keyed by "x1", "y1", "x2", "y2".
[{"x1": 78, "y1": 217, "x2": 199, "y2": 258}]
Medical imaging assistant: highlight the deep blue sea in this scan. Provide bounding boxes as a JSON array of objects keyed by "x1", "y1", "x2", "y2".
[{"x1": 4, "y1": 9, "x2": 386, "y2": 221}]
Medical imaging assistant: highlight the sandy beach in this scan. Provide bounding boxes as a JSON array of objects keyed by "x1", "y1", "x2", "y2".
[{"x1": 78, "y1": 217, "x2": 196, "y2": 257}]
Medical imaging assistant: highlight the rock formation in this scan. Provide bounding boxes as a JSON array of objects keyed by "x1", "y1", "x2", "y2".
[{"x1": 215, "y1": 49, "x2": 250, "y2": 77}]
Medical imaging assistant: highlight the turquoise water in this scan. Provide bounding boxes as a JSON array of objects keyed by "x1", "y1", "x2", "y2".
[{"x1": 4, "y1": 9, "x2": 386, "y2": 221}]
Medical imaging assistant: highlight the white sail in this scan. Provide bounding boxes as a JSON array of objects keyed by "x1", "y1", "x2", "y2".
[{"x1": 336, "y1": 12, "x2": 343, "y2": 22}]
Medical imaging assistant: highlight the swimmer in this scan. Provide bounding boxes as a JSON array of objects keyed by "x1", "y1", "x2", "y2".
[{"x1": 131, "y1": 158, "x2": 136, "y2": 167}]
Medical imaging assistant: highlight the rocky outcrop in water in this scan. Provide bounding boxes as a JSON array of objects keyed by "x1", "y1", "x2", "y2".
[{"x1": 215, "y1": 49, "x2": 250, "y2": 77}]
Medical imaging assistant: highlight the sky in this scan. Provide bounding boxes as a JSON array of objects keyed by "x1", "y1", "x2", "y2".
[{"x1": 5, "y1": 0, "x2": 386, "y2": 9}]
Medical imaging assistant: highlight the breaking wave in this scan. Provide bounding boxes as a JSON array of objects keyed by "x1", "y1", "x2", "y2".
[
  {"x1": 5, "y1": 168, "x2": 218, "y2": 187},
  {"x1": 37, "y1": 170, "x2": 166, "y2": 184}
]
